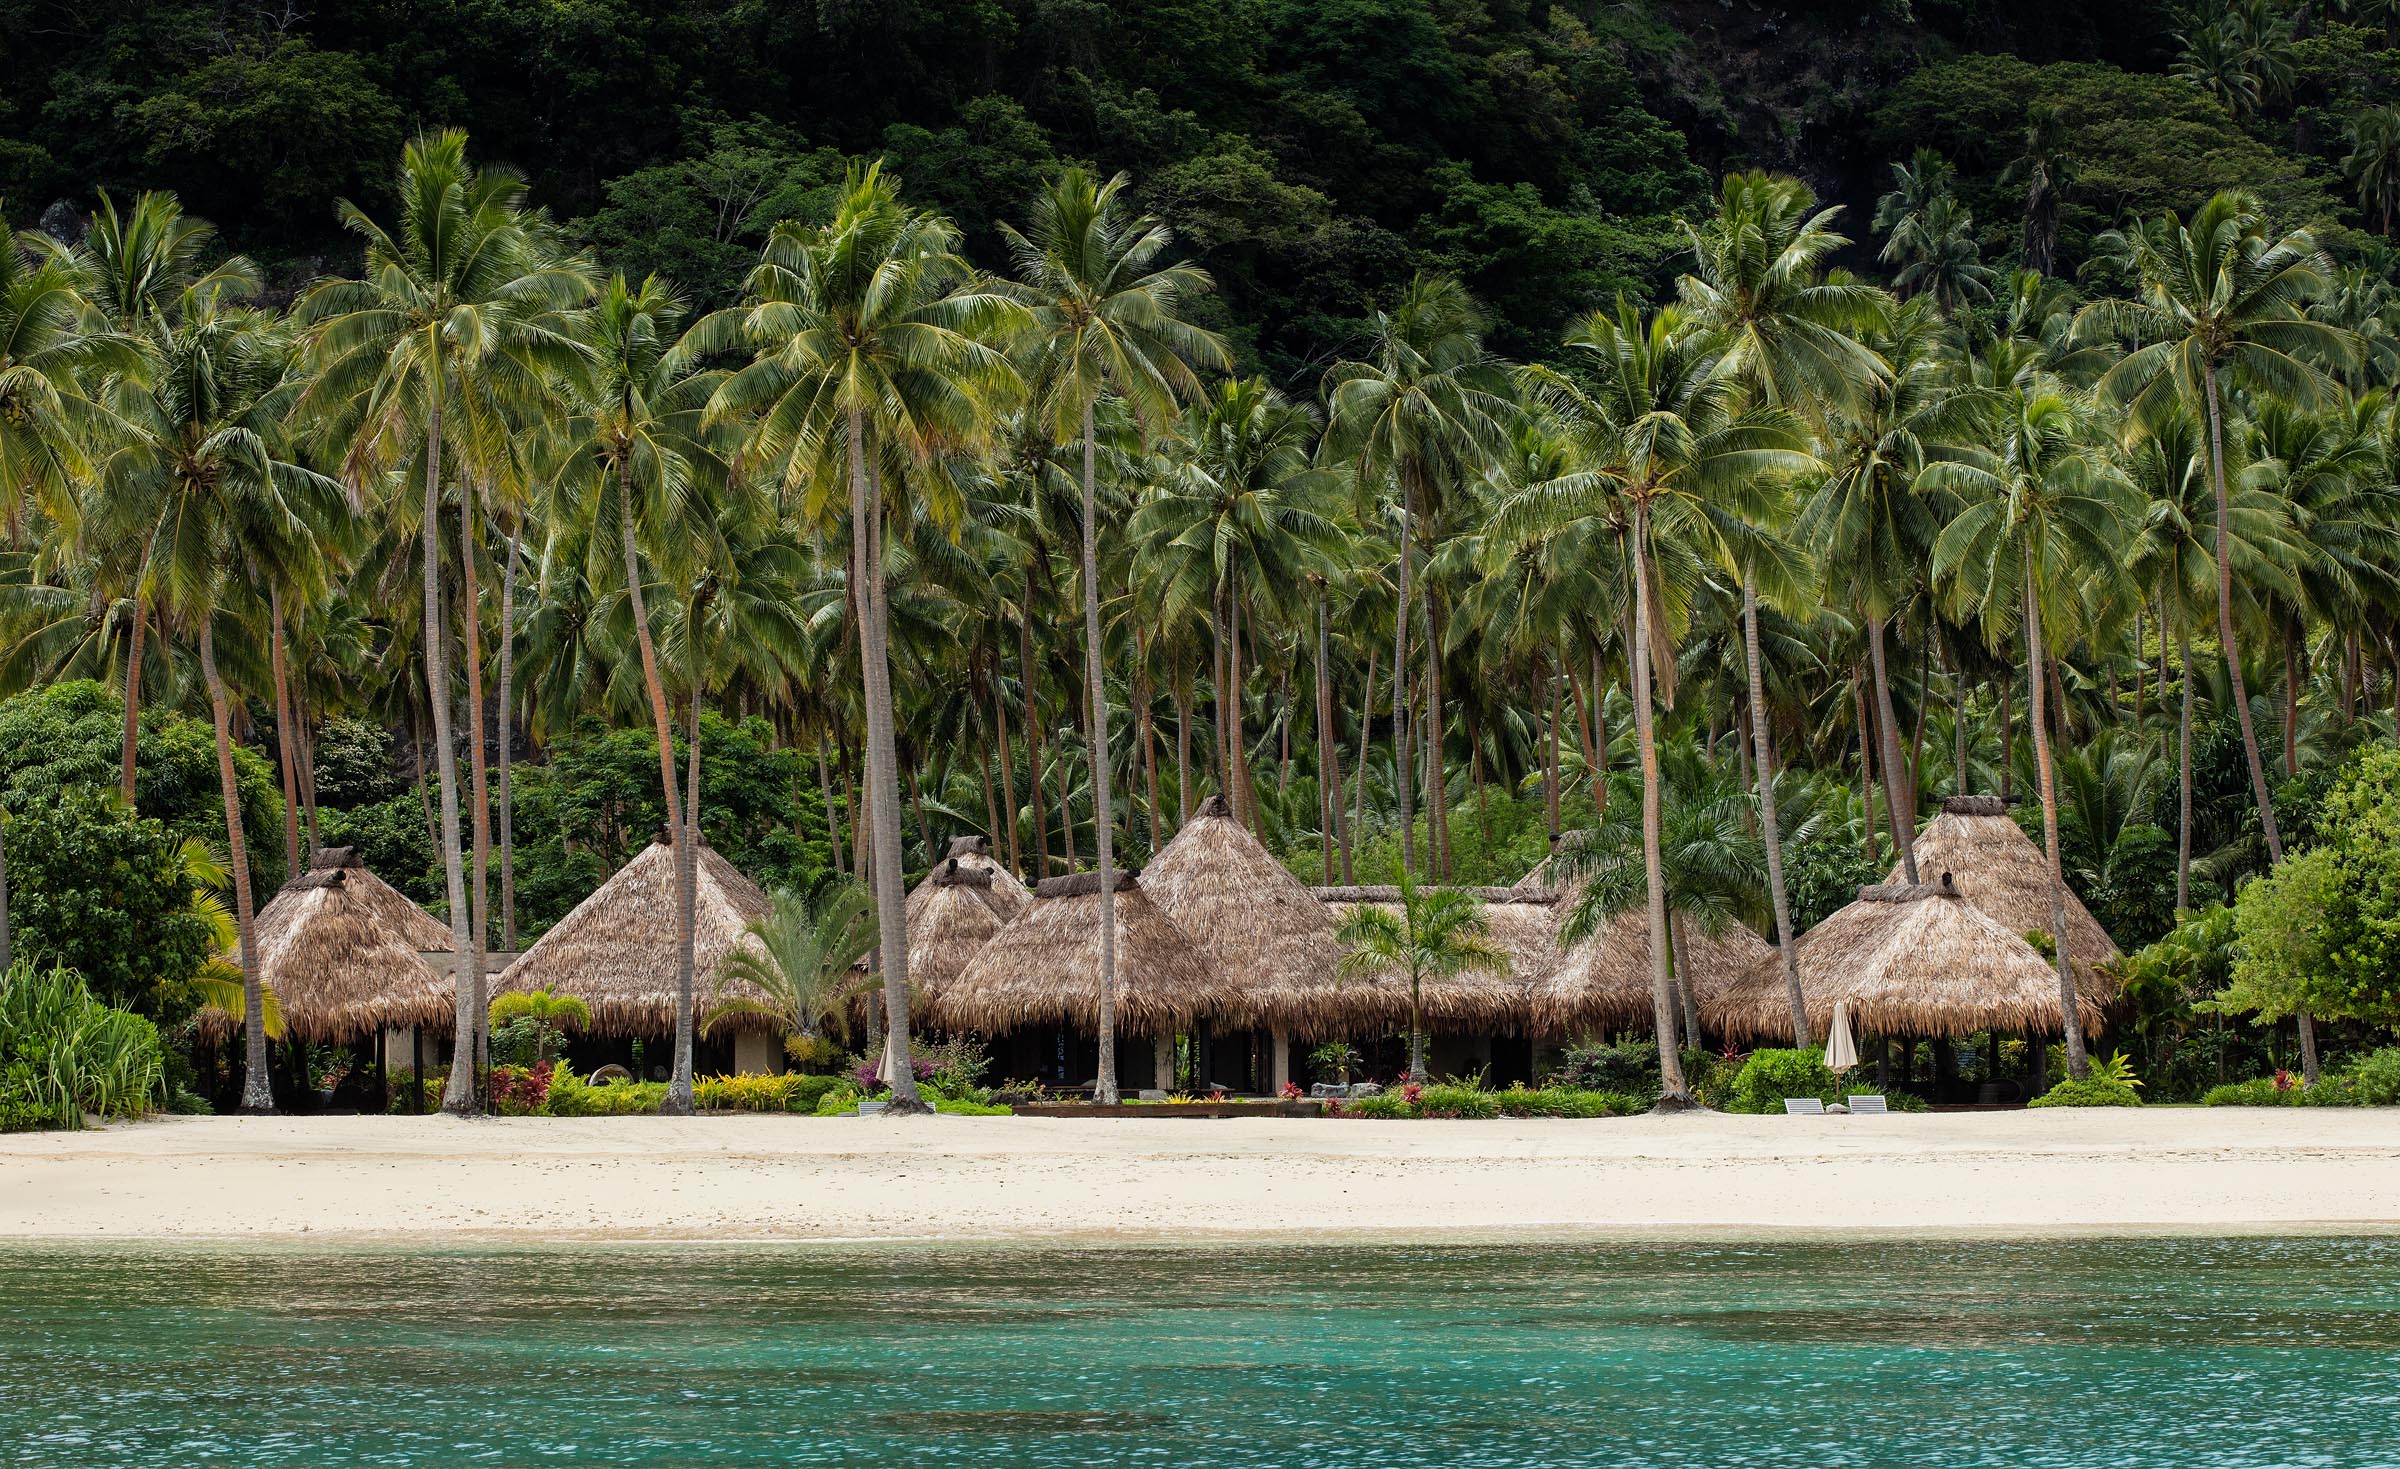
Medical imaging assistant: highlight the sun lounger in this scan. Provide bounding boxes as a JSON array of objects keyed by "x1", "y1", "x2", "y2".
[
  {"x1": 1782, "y1": 1097, "x2": 1826, "y2": 1115},
  {"x1": 1847, "y1": 1095, "x2": 1889, "y2": 1115}
]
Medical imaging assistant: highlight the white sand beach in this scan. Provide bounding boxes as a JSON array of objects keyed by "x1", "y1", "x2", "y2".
[{"x1": 5, "y1": 1109, "x2": 2399, "y2": 1241}]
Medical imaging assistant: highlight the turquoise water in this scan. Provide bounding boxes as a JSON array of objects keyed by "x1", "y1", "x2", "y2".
[{"x1": 4, "y1": 1236, "x2": 2399, "y2": 1467}]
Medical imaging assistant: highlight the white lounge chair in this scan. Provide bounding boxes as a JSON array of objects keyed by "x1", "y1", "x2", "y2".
[
  {"x1": 1847, "y1": 1095, "x2": 1889, "y2": 1115},
  {"x1": 1782, "y1": 1097, "x2": 1826, "y2": 1115}
]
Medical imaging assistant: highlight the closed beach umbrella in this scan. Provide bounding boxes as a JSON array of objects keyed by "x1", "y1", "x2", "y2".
[{"x1": 1824, "y1": 998, "x2": 1859, "y2": 1074}]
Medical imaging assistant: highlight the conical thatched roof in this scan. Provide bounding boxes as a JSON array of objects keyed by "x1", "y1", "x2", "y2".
[
  {"x1": 1534, "y1": 908, "x2": 1775, "y2": 1037},
  {"x1": 1312, "y1": 886, "x2": 1553, "y2": 1031},
  {"x1": 1893, "y1": 796, "x2": 2120, "y2": 989},
  {"x1": 296, "y1": 847, "x2": 453, "y2": 951},
  {"x1": 495, "y1": 836, "x2": 776, "y2": 1035},
  {"x1": 243, "y1": 866, "x2": 452, "y2": 1043},
  {"x1": 901, "y1": 859, "x2": 1008, "y2": 1000},
  {"x1": 931, "y1": 870, "x2": 1232, "y2": 1035},
  {"x1": 936, "y1": 834, "x2": 1031, "y2": 917},
  {"x1": 1706, "y1": 876, "x2": 2106, "y2": 1043},
  {"x1": 1141, "y1": 795, "x2": 1381, "y2": 1030}
]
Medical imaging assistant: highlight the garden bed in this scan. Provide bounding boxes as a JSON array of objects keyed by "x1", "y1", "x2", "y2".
[{"x1": 1013, "y1": 1099, "x2": 1329, "y2": 1118}]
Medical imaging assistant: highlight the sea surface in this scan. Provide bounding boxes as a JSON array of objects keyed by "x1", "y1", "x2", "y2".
[{"x1": 3, "y1": 1235, "x2": 2397, "y2": 1467}]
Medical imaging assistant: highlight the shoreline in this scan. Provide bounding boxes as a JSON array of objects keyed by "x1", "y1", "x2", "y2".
[{"x1": 9, "y1": 1110, "x2": 2399, "y2": 1243}]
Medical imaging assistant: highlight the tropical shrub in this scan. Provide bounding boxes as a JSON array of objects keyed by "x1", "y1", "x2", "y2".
[
  {"x1": 5, "y1": 789, "x2": 219, "y2": 1021},
  {"x1": 487, "y1": 989, "x2": 592, "y2": 1065},
  {"x1": 812, "y1": 1083, "x2": 863, "y2": 1115},
  {"x1": 1337, "y1": 1082, "x2": 1638, "y2": 1119},
  {"x1": 1724, "y1": 1047, "x2": 1840, "y2": 1115},
  {"x1": 2349, "y1": 1048, "x2": 2400, "y2": 1107},
  {"x1": 2029, "y1": 1076, "x2": 2143, "y2": 1107},
  {"x1": 693, "y1": 1071, "x2": 856, "y2": 1113},
  {"x1": 489, "y1": 1062, "x2": 555, "y2": 1116},
  {"x1": 1545, "y1": 1039, "x2": 1658, "y2": 1093},
  {"x1": 0, "y1": 961, "x2": 165, "y2": 1130},
  {"x1": 1496, "y1": 1085, "x2": 1645, "y2": 1118},
  {"x1": 542, "y1": 1064, "x2": 667, "y2": 1116}
]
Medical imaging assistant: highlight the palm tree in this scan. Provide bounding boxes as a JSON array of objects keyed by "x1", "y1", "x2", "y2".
[
  {"x1": 2002, "y1": 105, "x2": 2075, "y2": 277},
  {"x1": 556, "y1": 272, "x2": 729, "y2": 1113},
  {"x1": 1501, "y1": 299, "x2": 1814, "y2": 1107},
  {"x1": 1335, "y1": 867, "x2": 1506, "y2": 1082},
  {"x1": 710, "y1": 162, "x2": 1022, "y2": 1115},
  {"x1": 1000, "y1": 167, "x2": 1226, "y2": 1104},
  {"x1": 124, "y1": 300, "x2": 348, "y2": 1110},
  {"x1": 1320, "y1": 275, "x2": 1510, "y2": 878},
  {"x1": 706, "y1": 881, "x2": 880, "y2": 1044},
  {"x1": 1875, "y1": 153, "x2": 1995, "y2": 317},
  {"x1": 487, "y1": 988, "x2": 592, "y2": 1064},
  {"x1": 2343, "y1": 106, "x2": 2400, "y2": 238},
  {"x1": 2086, "y1": 190, "x2": 2357, "y2": 867},
  {"x1": 1925, "y1": 379, "x2": 2132, "y2": 1081},
  {"x1": 297, "y1": 130, "x2": 593, "y2": 1114}
]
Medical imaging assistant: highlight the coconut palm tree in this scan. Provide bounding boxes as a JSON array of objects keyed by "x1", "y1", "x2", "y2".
[
  {"x1": 1501, "y1": 299, "x2": 1814, "y2": 1108},
  {"x1": 1320, "y1": 275, "x2": 1511, "y2": 879},
  {"x1": 1335, "y1": 866, "x2": 1506, "y2": 1082},
  {"x1": 2086, "y1": 190, "x2": 2357, "y2": 868},
  {"x1": 709, "y1": 162, "x2": 1023, "y2": 1115},
  {"x1": 296, "y1": 130, "x2": 594, "y2": 1114},
  {"x1": 1925, "y1": 378, "x2": 2133, "y2": 1081},
  {"x1": 999, "y1": 166, "x2": 1227, "y2": 1104},
  {"x1": 2343, "y1": 106, "x2": 2400, "y2": 239}
]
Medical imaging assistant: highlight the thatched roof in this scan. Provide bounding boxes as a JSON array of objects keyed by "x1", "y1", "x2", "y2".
[
  {"x1": 1312, "y1": 886, "x2": 1554, "y2": 1031},
  {"x1": 494, "y1": 837, "x2": 778, "y2": 1035},
  {"x1": 937, "y1": 833, "x2": 1031, "y2": 917},
  {"x1": 1706, "y1": 875, "x2": 2106, "y2": 1043},
  {"x1": 931, "y1": 870, "x2": 1232, "y2": 1035},
  {"x1": 294, "y1": 847, "x2": 453, "y2": 951},
  {"x1": 1534, "y1": 907, "x2": 1775, "y2": 1037},
  {"x1": 1894, "y1": 796, "x2": 2121, "y2": 989},
  {"x1": 242, "y1": 867, "x2": 452, "y2": 1043},
  {"x1": 901, "y1": 859, "x2": 1008, "y2": 1000},
  {"x1": 1141, "y1": 795, "x2": 1381, "y2": 1030}
]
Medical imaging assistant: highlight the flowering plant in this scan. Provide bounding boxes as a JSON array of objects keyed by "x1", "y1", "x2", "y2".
[
  {"x1": 2274, "y1": 1068, "x2": 2296, "y2": 1093},
  {"x1": 1279, "y1": 1081, "x2": 1303, "y2": 1100},
  {"x1": 1401, "y1": 1082, "x2": 1423, "y2": 1104}
]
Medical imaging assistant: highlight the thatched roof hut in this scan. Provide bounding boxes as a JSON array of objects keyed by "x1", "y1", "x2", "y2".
[
  {"x1": 932, "y1": 870, "x2": 1231, "y2": 1035},
  {"x1": 1706, "y1": 875, "x2": 2106, "y2": 1043},
  {"x1": 934, "y1": 834, "x2": 1031, "y2": 917},
  {"x1": 1894, "y1": 796, "x2": 2121, "y2": 989},
  {"x1": 1141, "y1": 795, "x2": 1391, "y2": 1030},
  {"x1": 901, "y1": 858, "x2": 1008, "y2": 1000},
  {"x1": 495, "y1": 835, "x2": 777, "y2": 1035},
  {"x1": 1311, "y1": 886, "x2": 1554, "y2": 1030},
  {"x1": 242, "y1": 866, "x2": 452, "y2": 1043},
  {"x1": 294, "y1": 847, "x2": 453, "y2": 951},
  {"x1": 1534, "y1": 908, "x2": 1775, "y2": 1036}
]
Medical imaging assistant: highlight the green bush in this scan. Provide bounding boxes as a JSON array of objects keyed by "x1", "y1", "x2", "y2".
[
  {"x1": 2029, "y1": 1077, "x2": 2143, "y2": 1108},
  {"x1": 2201, "y1": 1074, "x2": 2367, "y2": 1107},
  {"x1": 6, "y1": 789, "x2": 219, "y2": 1021},
  {"x1": 1339, "y1": 1084, "x2": 1639, "y2": 1119},
  {"x1": 1341, "y1": 1090, "x2": 1414, "y2": 1119},
  {"x1": 2348, "y1": 1048, "x2": 2400, "y2": 1106},
  {"x1": 0, "y1": 960, "x2": 165, "y2": 1130},
  {"x1": 1412, "y1": 1083, "x2": 1500, "y2": 1119},
  {"x1": 812, "y1": 1083, "x2": 863, "y2": 1115},
  {"x1": 1496, "y1": 1085, "x2": 1645, "y2": 1118},
  {"x1": 1545, "y1": 1039, "x2": 1657, "y2": 1094},
  {"x1": 693, "y1": 1072, "x2": 856, "y2": 1113},
  {"x1": 542, "y1": 1065, "x2": 666, "y2": 1116},
  {"x1": 1724, "y1": 1048, "x2": 1839, "y2": 1115},
  {"x1": 931, "y1": 1095, "x2": 1013, "y2": 1116}
]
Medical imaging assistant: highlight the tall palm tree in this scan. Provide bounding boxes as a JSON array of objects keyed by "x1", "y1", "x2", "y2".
[
  {"x1": 1321, "y1": 275, "x2": 1510, "y2": 878},
  {"x1": 710, "y1": 162, "x2": 1022, "y2": 1115},
  {"x1": 2343, "y1": 106, "x2": 2400, "y2": 239},
  {"x1": 1000, "y1": 167, "x2": 1226, "y2": 1104},
  {"x1": 2086, "y1": 190, "x2": 2357, "y2": 867},
  {"x1": 1335, "y1": 867, "x2": 1506, "y2": 1082},
  {"x1": 124, "y1": 300, "x2": 347, "y2": 1110},
  {"x1": 297, "y1": 130, "x2": 593, "y2": 1114},
  {"x1": 706, "y1": 881, "x2": 879, "y2": 1044},
  {"x1": 1501, "y1": 300, "x2": 1814, "y2": 1108},
  {"x1": 1926, "y1": 379, "x2": 2132, "y2": 1081},
  {"x1": 556, "y1": 272, "x2": 729, "y2": 1113}
]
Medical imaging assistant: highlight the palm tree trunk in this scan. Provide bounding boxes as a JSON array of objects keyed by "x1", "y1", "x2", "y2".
[
  {"x1": 422, "y1": 418, "x2": 479, "y2": 1117},
  {"x1": 1347, "y1": 647, "x2": 1373, "y2": 885},
  {"x1": 1745, "y1": 580, "x2": 1807, "y2": 1048},
  {"x1": 2177, "y1": 612, "x2": 2194, "y2": 916},
  {"x1": 498, "y1": 531, "x2": 518, "y2": 951},
  {"x1": 2024, "y1": 578, "x2": 2088, "y2": 1082},
  {"x1": 1545, "y1": 652, "x2": 1563, "y2": 840},
  {"x1": 991, "y1": 651, "x2": 1019, "y2": 871},
  {"x1": 1315, "y1": 591, "x2": 1337, "y2": 884},
  {"x1": 1393, "y1": 479, "x2": 1416, "y2": 876},
  {"x1": 269, "y1": 587, "x2": 302, "y2": 883},
  {"x1": 2202, "y1": 362, "x2": 2285, "y2": 861},
  {"x1": 852, "y1": 413, "x2": 927, "y2": 1113},
  {"x1": 1174, "y1": 675, "x2": 1192, "y2": 831},
  {"x1": 200, "y1": 618, "x2": 271, "y2": 1114},
  {"x1": 1079, "y1": 404, "x2": 1120, "y2": 1105},
  {"x1": 1408, "y1": 976, "x2": 1425, "y2": 1083},
  {"x1": 1854, "y1": 672, "x2": 1880, "y2": 865},
  {"x1": 669, "y1": 626, "x2": 703, "y2": 1115},
  {"x1": 1866, "y1": 617, "x2": 1919, "y2": 883},
  {"x1": 1140, "y1": 658, "x2": 1163, "y2": 856},
  {"x1": 1997, "y1": 677, "x2": 2014, "y2": 801},
  {"x1": 1630, "y1": 503, "x2": 1693, "y2": 1109},
  {"x1": 120, "y1": 588, "x2": 149, "y2": 808},
  {"x1": 1951, "y1": 647, "x2": 1969, "y2": 798},
  {"x1": 618, "y1": 466, "x2": 685, "y2": 844},
  {"x1": 2282, "y1": 621, "x2": 2300, "y2": 779},
  {"x1": 1020, "y1": 572, "x2": 1048, "y2": 878},
  {"x1": 818, "y1": 733, "x2": 846, "y2": 878},
  {"x1": 1668, "y1": 913, "x2": 1702, "y2": 1052},
  {"x1": 457, "y1": 496, "x2": 491, "y2": 1087},
  {"x1": 1427, "y1": 595, "x2": 1450, "y2": 877}
]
